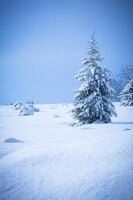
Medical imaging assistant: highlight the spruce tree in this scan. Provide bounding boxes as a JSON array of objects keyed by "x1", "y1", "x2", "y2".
[
  {"x1": 72, "y1": 33, "x2": 117, "y2": 124},
  {"x1": 120, "y1": 80, "x2": 133, "y2": 106}
]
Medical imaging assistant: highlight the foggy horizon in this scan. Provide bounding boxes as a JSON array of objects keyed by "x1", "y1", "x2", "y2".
[{"x1": 1, "y1": 0, "x2": 133, "y2": 105}]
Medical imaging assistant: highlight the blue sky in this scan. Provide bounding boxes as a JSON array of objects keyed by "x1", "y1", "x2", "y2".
[{"x1": 0, "y1": 0, "x2": 133, "y2": 104}]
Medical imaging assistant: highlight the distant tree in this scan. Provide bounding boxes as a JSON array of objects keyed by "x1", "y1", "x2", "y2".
[
  {"x1": 111, "y1": 78, "x2": 124, "y2": 101},
  {"x1": 120, "y1": 80, "x2": 133, "y2": 106},
  {"x1": 121, "y1": 64, "x2": 133, "y2": 83},
  {"x1": 72, "y1": 33, "x2": 117, "y2": 124},
  {"x1": 111, "y1": 64, "x2": 133, "y2": 102}
]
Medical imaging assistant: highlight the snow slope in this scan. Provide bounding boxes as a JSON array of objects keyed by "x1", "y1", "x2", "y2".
[{"x1": 0, "y1": 103, "x2": 133, "y2": 200}]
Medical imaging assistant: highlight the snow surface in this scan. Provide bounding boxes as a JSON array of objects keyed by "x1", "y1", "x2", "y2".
[{"x1": 0, "y1": 103, "x2": 133, "y2": 200}]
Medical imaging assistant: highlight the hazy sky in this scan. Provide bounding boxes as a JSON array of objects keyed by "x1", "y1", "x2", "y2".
[{"x1": 0, "y1": 0, "x2": 133, "y2": 104}]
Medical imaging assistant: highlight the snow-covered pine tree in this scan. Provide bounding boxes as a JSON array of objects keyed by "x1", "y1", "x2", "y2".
[
  {"x1": 72, "y1": 33, "x2": 117, "y2": 124},
  {"x1": 120, "y1": 80, "x2": 133, "y2": 106}
]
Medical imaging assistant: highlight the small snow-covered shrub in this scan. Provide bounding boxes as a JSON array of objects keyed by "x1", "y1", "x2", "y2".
[
  {"x1": 26, "y1": 101, "x2": 40, "y2": 112},
  {"x1": 26, "y1": 101, "x2": 34, "y2": 105},
  {"x1": 13, "y1": 101, "x2": 19, "y2": 107},
  {"x1": 13, "y1": 101, "x2": 22, "y2": 110},
  {"x1": 19, "y1": 104, "x2": 34, "y2": 116},
  {"x1": 13, "y1": 100, "x2": 40, "y2": 115},
  {"x1": 120, "y1": 80, "x2": 133, "y2": 106}
]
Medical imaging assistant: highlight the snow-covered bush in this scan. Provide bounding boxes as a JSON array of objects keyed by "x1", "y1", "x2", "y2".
[
  {"x1": 72, "y1": 33, "x2": 117, "y2": 124},
  {"x1": 26, "y1": 101, "x2": 34, "y2": 105},
  {"x1": 19, "y1": 104, "x2": 34, "y2": 116},
  {"x1": 13, "y1": 101, "x2": 22, "y2": 110},
  {"x1": 120, "y1": 80, "x2": 133, "y2": 106},
  {"x1": 26, "y1": 101, "x2": 40, "y2": 112},
  {"x1": 13, "y1": 100, "x2": 40, "y2": 116}
]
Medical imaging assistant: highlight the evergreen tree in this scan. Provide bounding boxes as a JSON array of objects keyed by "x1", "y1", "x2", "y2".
[
  {"x1": 72, "y1": 33, "x2": 117, "y2": 124},
  {"x1": 120, "y1": 80, "x2": 133, "y2": 106},
  {"x1": 111, "y1": 78, "x2": 123, "y2": 102}
]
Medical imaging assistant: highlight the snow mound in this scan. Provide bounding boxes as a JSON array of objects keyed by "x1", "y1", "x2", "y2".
[
  {"x1": 34, "y1": 107, "x2": 40, "y2": 112},
  {"x1": 3, "y1": 138, "x2": 24, "y2": 143},
  {"x1": 0, "y1": 103, "x2": 133, "y2": 200},
  {"x1": 54, "y1": 115, "x2": 60, "y2": 118},
  {"x1": 123, "y1": 128, "x2": 131, "y2": 131}
]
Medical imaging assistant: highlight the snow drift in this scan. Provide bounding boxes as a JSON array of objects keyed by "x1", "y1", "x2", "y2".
[{"x1": 0, "y1": 103, "x2": 133, "y2": 200}]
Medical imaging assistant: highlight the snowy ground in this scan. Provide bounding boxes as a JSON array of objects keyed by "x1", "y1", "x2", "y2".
[{"x1": 0, "y1": 103, "x2": 133, "y2": 200}]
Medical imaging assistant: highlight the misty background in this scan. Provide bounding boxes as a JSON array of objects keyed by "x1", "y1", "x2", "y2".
[{"x1": 0, "y1": 0, "x2": 133, "y2": 105}]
